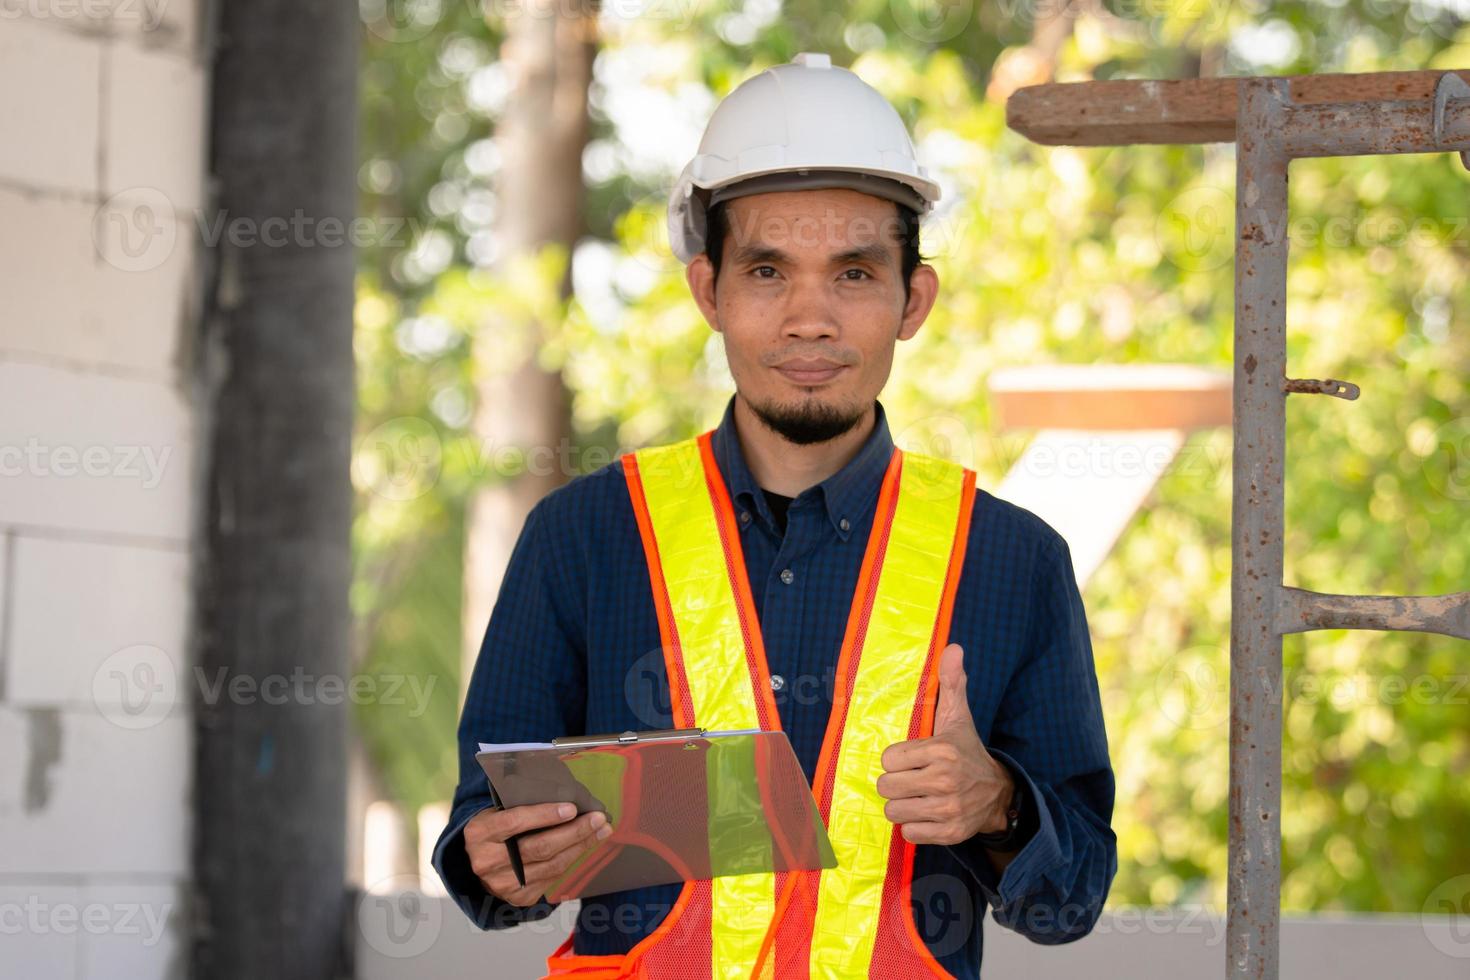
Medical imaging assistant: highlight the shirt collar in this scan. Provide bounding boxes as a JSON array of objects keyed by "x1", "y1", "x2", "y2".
[{"x1": 709, "y1": 394, "x2": 895, "y2": 542}]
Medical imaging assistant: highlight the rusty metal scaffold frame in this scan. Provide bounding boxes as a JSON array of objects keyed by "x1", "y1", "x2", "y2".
[{"x1": 1008, "y1": 69, "x2": 1470, "y2": 978}]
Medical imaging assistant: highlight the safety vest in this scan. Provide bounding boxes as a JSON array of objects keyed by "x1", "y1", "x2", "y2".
[{"x1": 544, "y1": 428, "x2": 976, "y2": 980}]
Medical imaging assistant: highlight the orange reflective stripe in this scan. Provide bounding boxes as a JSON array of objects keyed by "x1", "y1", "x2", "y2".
[
  {"x1": 815, "y1": 450, "x2": 904, "y2": 817},
  {"x1": 542, "y1": 935, "x2": 630, "y2": 979},
  {"x1": 696, "y1": 432, "x2": 780, "y2": 730},
  {"x1": 914, "y1": 468, "x2": 975, "y2": 742},
  {"x1": 542, "y1": 877, "x2": 706, "y2": 980}
]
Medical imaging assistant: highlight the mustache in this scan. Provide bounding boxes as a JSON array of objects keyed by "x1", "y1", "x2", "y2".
[{"x1": 761, "y1": 348, "x2": 859, "y2": 367}]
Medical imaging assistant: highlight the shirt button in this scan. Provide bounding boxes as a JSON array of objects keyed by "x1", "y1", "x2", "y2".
[
  {"x1": 780, "y1": 568, "x2": 794, "y2": 585},
  {"x1": 839, "y1": 518, "x2": 850, "y2": 532},
  {"x1": 739, "y1": 511, "x2": 751, "y2": 525},
  {"x1": 770, "y1": 674, "x2": 786, "y2": 692}
]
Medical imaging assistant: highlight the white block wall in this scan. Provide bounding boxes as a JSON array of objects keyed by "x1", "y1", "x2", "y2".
[{"x1": 0, "y1": 5, "x2": 206, "y2": 978}]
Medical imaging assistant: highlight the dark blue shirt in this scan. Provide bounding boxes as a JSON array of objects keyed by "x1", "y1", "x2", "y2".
[{"x1": 434, "y1": 395, "x2": 1117, "y2": 978}]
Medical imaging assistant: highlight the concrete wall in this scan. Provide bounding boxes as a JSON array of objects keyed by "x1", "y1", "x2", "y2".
[{"x1": 0, "y1": 3, "x2": 207, "y2": 978}]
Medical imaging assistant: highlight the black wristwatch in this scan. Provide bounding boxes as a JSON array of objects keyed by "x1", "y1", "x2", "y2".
[{"x1": 973, "y1": 772, "x2": 1029, "y2": 852}]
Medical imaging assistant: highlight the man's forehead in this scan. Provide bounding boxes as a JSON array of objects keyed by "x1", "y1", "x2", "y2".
[
  {"x1": 722, "y1": 191, "x2": 903, "y2": 255},
  {"x1": 729, "y1": 239, "x2": 896, "y2": 267},
  {"x1": 725, "y1": 187, "x2": 896, "y2": 223}
]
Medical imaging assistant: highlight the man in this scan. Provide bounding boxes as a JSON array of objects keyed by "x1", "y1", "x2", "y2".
[{"x1": 435, "y1": 52, "x2": 1115, "y2": 979}]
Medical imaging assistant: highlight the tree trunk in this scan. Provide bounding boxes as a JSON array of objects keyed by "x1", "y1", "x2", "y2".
[
  {"x1": 194, "y1": 2, "x2": 358, "y2": 977},
  {"x1": 461, "y1": 0, "x2": 598, "y2": 691}
]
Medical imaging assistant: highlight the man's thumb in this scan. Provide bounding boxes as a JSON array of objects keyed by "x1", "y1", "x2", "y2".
[{"x1": 933, "y1": 643, "x2": 973, "y2": 732}]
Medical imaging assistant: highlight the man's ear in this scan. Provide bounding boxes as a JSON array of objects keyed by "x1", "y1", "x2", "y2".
[
  {"x1": 897, "y1": 263, "x2": 939, "y2": 342},
  {"x1": 686, "y1": 255, "x2": 721, "y2": 333}
]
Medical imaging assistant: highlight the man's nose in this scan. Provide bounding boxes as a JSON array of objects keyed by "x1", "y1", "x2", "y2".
[{"x1": 781, "y1": 278, "x2": 838, "y2": 339}]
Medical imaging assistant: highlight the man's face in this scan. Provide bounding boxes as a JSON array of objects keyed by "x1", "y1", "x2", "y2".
[{"x1": 685, "y1": 187, "x2": 939, "y2": 444}]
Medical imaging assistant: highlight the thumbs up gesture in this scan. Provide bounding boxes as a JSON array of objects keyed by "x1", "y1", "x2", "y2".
[{"x1": 876, "y1": 643, "x2": 1016, "y2": 846}]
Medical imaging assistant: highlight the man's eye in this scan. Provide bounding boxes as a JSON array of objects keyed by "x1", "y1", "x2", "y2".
[
  {"x1": 841, "y1": 268, "x2": 871, "y2": 280},
  {"x1": 752, "y1": 266, "x2": 778, "y2": 278}
]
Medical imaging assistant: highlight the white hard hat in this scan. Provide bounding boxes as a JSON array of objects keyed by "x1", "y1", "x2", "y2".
[{"x1": 667, "y1": 51, "x2": 941, "y2": 264}]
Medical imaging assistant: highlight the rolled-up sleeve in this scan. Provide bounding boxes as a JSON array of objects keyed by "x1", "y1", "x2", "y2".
[
  {"x1": 946, "y1": 530, "x2": 1117, "y2": 943},
  {"x1": 431, "y1": 497, "x2": 588, "y2": 929}
]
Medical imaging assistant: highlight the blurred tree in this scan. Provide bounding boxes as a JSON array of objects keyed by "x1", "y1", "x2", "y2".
[
  {"x1": 197, "y1": 1, "x2": 358, "y2": 975},
  {"x1": 461, "y1": 0, "x2": 600, "y2": 694}
]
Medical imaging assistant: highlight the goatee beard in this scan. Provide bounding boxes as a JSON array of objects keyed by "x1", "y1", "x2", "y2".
[{"x1": 747, "y1": 396, "x2": 867, "y2": 446}]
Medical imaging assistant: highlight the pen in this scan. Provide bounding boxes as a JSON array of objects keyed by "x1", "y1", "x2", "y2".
[
  {"x1": 505, "y1": 828, "x2": 528, "y2": 887},
  {"x1": 485, "y1": 780, "x2": 530, "y2": 888}
]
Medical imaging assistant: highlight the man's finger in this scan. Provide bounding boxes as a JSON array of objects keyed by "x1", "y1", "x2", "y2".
[
  {"x1": 519, "y1": 828, "x2": 608, "y2": 885},
  {"x1": 482, "y1": 836, "x2": 595, "y2": 906},
  {"x1": 875, "y1": 768, "x2": 932, "y2": 800},
  {"x1": 517, "y1": 810, "x2": 608, "y2": 863},
  {"x1": 880, "y1": 734, "x2": 956, "y2": 772},
  {"x1": 932, "y1": 643, "x2": 975, "y2": 735},
  {"x1": 482, "y1": 802, "x2": 581, "y2": 842},
  {"x1": 898, "y1": 821, "x2": 954, "y2": 845},
  {"x1": 501, "y1": 813, "x2": 614, "y2": 899},
  {"x1": 499, "y1": 876, "x2": 556, "y2": 909},
  {"x1": 481, "y1": 866, "x2": 532, "y2": 901},
  {"x1": 468, "y1": 839, "x2": 512, "y2": 879},
  {"x1": 882, "y1": 796, "x2": 952, "y2": 825}
]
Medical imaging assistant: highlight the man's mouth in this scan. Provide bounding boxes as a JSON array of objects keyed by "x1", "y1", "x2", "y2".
[{"x1": 774, "y1": 359, "x2": 847, "y2": 385}]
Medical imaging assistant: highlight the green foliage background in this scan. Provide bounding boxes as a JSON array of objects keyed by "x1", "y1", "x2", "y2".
[{"x1": 351, "y1": 0, "x2": 1470, "y2": 914}]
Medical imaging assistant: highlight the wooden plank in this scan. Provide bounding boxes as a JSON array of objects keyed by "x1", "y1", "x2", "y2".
[
  {"x1": 989, "y1": 364, "x2": 1232, "y2": 431},
  {"x1": 1006, "y1": 69, "x2": 1470, "y2": 146}
]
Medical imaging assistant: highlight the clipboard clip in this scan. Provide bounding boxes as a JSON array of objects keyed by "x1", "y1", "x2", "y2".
[{"x1": 551, "y1": 726, "x2": 706, "y2": 748}]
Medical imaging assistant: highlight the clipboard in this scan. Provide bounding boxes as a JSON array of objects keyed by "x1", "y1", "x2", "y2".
[{"x1": 476, "y1": 727, "x2": 836, "y2": 901}]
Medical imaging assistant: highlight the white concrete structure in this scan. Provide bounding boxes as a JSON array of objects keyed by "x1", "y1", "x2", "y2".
[
  {"x1": 0, "y1": 5, "x2": 207, "y2": 978},
  {"x1": 988, "y1": 364, "x2": 1233, "y2": 589},
  {"x1": 354, "y1": 896, "x2": 1470, "y2": 979}
]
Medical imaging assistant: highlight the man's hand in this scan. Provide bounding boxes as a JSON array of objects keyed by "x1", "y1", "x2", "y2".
[
  {"x1": 877, "y1": 643, "x2": 1015, "y2": 846},
  {"x1": 464, "y1": 802, "x2": 612, "y2": 907}
]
